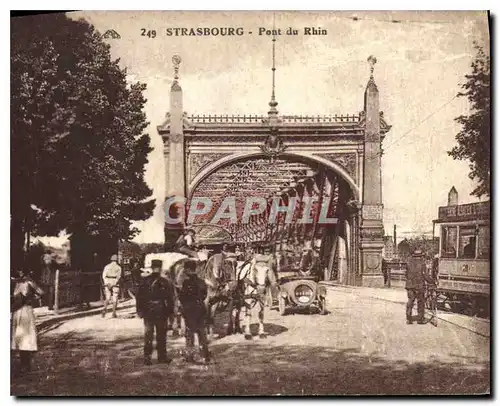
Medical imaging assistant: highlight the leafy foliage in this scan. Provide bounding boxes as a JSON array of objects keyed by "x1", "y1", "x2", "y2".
[
  {"x1": 11, "y1": 14, "x2": 155, "y2": 267},
  {"x1": 448, "y1": 43, "x2": 490, "y2": 198}
]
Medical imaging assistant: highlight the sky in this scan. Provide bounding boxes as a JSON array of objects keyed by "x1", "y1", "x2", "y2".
[{"x1": 37, "y1": 10, "x2": 489, "y2": 246}]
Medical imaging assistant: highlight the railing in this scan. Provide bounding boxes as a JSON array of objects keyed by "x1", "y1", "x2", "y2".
[
  {"x1": 187, "y1": 113, "x2": 361, "y2": 124},
  {"x1": 189, "y1": 114, "x2": 265, "y2": 124},
  {"x1": 280, "y1": 114, "x2": 360, "y2": 123},
  {"x1": 52, "y1": 270, "x2": 103, "y2": 313}
]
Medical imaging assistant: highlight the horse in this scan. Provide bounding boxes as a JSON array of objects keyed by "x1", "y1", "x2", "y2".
[
  {"x1": 196, "y1": 252, "x2": 240, "y2": 339},
  {"x1": 222, "y1": 259, "x2": 251, "y2": 336},
  {"x1": 230, "y1": 258, "x2": 277, "y2": 339}
]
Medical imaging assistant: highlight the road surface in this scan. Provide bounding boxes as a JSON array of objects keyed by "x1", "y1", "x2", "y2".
[{"x1": 11, "y1": 288, "x2": 490, "y2": 396}]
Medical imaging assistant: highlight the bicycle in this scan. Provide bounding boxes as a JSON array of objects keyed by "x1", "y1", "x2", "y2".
[{"x1": 424, "y1": 284, "x2": 438, "y2": 327}]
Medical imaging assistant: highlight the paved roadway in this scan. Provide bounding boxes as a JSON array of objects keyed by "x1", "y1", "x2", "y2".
[{"x1": 11, "y1": 288, "x2": 490, "y2": 396}]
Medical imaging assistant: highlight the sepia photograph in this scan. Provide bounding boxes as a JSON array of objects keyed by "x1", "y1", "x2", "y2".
[{"x1": 10, "y1": 10, "x2": 490, "y2": 396}]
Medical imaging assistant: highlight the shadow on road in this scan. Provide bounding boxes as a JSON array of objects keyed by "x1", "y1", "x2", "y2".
[{"x1": 11, "y1": 327, "x2": 490, "y2": 396}]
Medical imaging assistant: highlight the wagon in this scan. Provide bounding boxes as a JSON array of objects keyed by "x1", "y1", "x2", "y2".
[{"x1": 273, "y1": 269, "x2": 327, "y2": 316}]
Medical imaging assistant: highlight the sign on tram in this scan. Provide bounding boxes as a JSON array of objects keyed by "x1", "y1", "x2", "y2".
[{"x1": 437, "y1": 201, "x2": 490, "y2": 222}]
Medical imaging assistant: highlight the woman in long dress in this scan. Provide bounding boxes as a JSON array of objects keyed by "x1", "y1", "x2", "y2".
[{"x1": 11, "y1": 268, "x2": 44, "y2": 373}]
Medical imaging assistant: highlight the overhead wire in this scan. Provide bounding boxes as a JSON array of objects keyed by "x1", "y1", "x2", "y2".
[{"x1": 367, "y1": 94, "x2": 459, "y2": 162}]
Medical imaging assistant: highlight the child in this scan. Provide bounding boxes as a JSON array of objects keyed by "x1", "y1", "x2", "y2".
[{"x1": 178, "y1": 260, "x2": 211, "y2": 364}]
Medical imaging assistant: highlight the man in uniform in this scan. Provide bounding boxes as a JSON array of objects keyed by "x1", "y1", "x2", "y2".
[
  {"x1": 136, "y1": 259, "x2": 174, "y2": 365},
  {"x1": 178, "y1": 260, "x2": 211, "y2": 364},
  {"x1": 102, "y1": 254, "x2": 122, "y2": 318},
  {"x1": 405, "y1": 249, "x2": 434, "y2": 324}
]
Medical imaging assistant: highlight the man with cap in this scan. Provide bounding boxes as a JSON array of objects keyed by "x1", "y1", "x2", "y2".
[
  {"x1": 136, "y1": 259, "x2": 175, "y2": 365},
  {"x1": 405, "y1": 249, "x2": 435, "y2": 324},
  {"x1": 175, "y1": 228, "x2": 198, "y2": 259},
  {"x1": 102, "y1": 254, "x2": 122, "y2": 318},
  {"x1": 177, "y1": 259, "x2": 211, "y2": 364}
]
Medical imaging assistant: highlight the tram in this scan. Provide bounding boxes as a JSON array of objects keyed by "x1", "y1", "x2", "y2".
[{"x1": 432, "y1": 199, "x2": 490, "y2": 317}]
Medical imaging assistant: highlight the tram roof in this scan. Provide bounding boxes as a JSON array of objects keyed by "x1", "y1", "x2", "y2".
[{"x1": 433, "y1": 201, "x2": 490, "y2": 224}]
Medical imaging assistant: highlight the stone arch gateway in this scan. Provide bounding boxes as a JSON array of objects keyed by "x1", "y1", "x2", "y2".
[{"x1": 157, "y1": 55, "x2": 391, "y2": 287}]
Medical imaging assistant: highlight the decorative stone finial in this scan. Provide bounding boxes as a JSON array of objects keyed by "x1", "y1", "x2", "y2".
[
  {"x1": 367, "y1": 55, "x2": 377, "y2": 78},
  {"x1": 172, "y1": 54, "x2": 182, "y2": 81}
]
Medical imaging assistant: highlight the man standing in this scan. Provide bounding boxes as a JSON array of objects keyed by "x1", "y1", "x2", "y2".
[
  {"x1": 405, "y1": 249, "x2": 434, "y2": 324},
  {"x1": 382, "y1": 258, "x2": 391, "y2": 288},
  {"x1": 136, "y1": 259, "x2": 174, "y2": 365},
  {"x1": 178, "y1": 260, "x2": 211, "y2": 364},
  {"x1": 102, "y1": 254, "x2": 122, "y2": 318}
]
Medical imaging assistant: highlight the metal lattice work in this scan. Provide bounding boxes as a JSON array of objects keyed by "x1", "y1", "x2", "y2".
[
  {"x1": 191, "y1": 158, "x2": 316, "y2": 224},
  {"x1": 189, "y1": 156, "x2": 352, "y2": 245}
]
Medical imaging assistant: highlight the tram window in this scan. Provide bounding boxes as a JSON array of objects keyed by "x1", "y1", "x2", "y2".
[
  {"x1": 459, "y1": 226, "x2": 476, "y2": 259},
  {"x1": 441, "y1": 226, "x2": 457, "y2": 258},
  {"x1": 477, "y1": 226, "x2": 490, "y2": 259}
]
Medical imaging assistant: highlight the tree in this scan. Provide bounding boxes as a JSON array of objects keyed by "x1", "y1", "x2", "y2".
[
  {"x1": 448, "y1": 43, "x2": 490, "y2": 198},
  {"x1": 11, "y1": 14, "x2": 155, "y2": 269}
]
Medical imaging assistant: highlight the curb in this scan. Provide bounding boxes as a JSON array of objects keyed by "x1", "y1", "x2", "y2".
[
  {"x1": 37, "y1": 301, "x2": 136, "y2": 331},
  {"x1": 323, "y1": 284, "x2": 490, "y2": 338}
]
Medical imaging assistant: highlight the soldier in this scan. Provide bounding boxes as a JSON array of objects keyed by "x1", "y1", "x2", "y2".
[
  {"x1": 405, "y1": 249, "x2": 434, "y2": 324},
  {"x1": 177, "y1": 260, "x2": 211, "y2": 364},
  {"x1": 102, "y1": 254, "x2": 122, "y2": 318},
  {"x1": 136, "y1": 259, "x2": 174, "y2": 365}
]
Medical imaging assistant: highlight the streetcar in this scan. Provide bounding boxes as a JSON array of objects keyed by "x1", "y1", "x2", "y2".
[{"x1": 432, "y1": 199, "x2": 490, "y2": 317}]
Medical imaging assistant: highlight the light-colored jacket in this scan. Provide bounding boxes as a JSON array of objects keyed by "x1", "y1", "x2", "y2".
[{"x1": 102, "y1": 261, "x2": 122, "y2": 287}]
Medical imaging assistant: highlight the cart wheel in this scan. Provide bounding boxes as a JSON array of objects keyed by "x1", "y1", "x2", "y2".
[
  {"x1": 318, "y1": 297, "x2": 327, "y2": 315},
  {"x1": 278, "y1": 296, "x2": 287, "y2": 316}
]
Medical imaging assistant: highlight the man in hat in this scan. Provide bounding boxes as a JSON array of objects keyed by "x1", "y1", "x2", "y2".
[
  {"x1": 234, "y1": 245, "x2": 243, "y2": 261},
  {"x1": 177, "y1": 259, "x2": 211, "y2": 364},
  {"x1": 136, "y1": 259, "x2": 175, "y2": 365},
  {"x1": 175, "y1": 228, "x2": 198, "y2": 258},
  {"x1": 102, "y1": 254, "x2": 122, "y2": 318},
  {"x1": 405, "y1": 249, "x2": 434, "y2": 324}
]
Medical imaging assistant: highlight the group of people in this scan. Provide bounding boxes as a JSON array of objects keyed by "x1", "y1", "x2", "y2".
[
  {"x1": 11, "y1": 232, "x2": 442, "y2": 374},
  {"x1": 175, "y1": 228, "x2": 323, "y2": 278}
]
